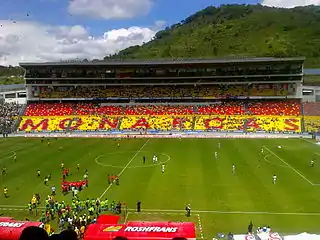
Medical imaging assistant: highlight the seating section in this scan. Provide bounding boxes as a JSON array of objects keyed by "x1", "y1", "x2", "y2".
[
  {"x1": 302, "y1": 102, "x2": 320, "y2": 132},
  {"x1": 303, "y1": 102, "x2": 320, "y2": 116},
  {"x1": 194, "y1": 116, "x2": 301, "y2": 132},
  {"x1": 0, "y1": 102, "x2": 23, "y2": 133},
  {"x1": 247, "y1": 101, "x2": 300, "y2": 116},
  {"x1": 33, "y1": 84, "x2": 292, "y2": 99},
  {"x1": 25, "y1": 103, "x2": 74, "y2": 116},
  {"x1": 304, "y1": 117, "x2": 320, "y2": 132},
  {"x1": 19, "y1": 101, "x2": 302, "y2": 133}
]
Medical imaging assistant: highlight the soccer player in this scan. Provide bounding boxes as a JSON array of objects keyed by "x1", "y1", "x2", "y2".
[
  {"x1": 136, "y1": 201, "x2": 141, "y2": 212},
  {"x1": 2, "y1": 167, "x2": 7, "y2": 175},
  {"x1": 185, "y1": 204, "x2": 191, "y2": 217},
  {"x1": 13, "y1": 152, "x2": 16, "y2": 162},
  {"x1": 28, "y1": 202, "x2": 32, "y2": 214},
  {"x1": 51, "y1": 186, "x2": 56, "y2": 195},
  {"x1": 116, "y1": 177, "x2": 119, "y2": 185},
  {"x1": 117, "y1": 142, "x2": 120, "y2": 148},
  {"x1": 232, "y1": 164, "x2": 236, "y2": 174},
  {"x1": 311, "y1": 159, "x2": 315, "y2": 167},
  {"x1": 143, "y1": 156, "x2": 146, "y2": 164},
  {"x1": 3, "y1": 187, "x2": 8, "y2": 198},
  {"x1": 44, "y1": 176, "x2": 49, "y2": 185},
  {"x1": 77, "y1": 163, "x2": 80, "y2": 171},
  {"x1": 61, "y1": 162, "x2": 64, "y2": 170},
  {"x1": 273, "y1": 174, "x2": 277, "y2": 184},
  {"x1": 47, "y1": 141, "x2": 50, "y2": 146},
  {"x1": 261, "y1": 148, "x2": 264, "y2": 155},
  {"x1": 218, "y1": 142, "x2": 221, "y2": 149},
  {"x1": 153, "y1": 154, "x2": 158, "y2": 163},
  {"x1": 161, "y1": 164, "x2": 165, "y2": 173},
  {"x1": 37, "y1": 169, "x2": 40, "y2": 177},
  {"x1": 214, "y1": 152, "x2": 219, "y2": 160}
]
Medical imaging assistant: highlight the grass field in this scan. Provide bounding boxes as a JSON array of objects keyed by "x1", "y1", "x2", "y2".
[{"x1": 1, "y1": 137, "x2": 320, "y2": 239}]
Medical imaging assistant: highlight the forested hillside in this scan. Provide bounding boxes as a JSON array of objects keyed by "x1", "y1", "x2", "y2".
[
  {"x1": 0, "y1": 66, "x2": 24, "y2": 85},
  {"x1": 106, "y1": 4, "x2": 320, "y2": 67},
  {"x1": 3, "y1": 4, "x2": 320, "y2": 85}
]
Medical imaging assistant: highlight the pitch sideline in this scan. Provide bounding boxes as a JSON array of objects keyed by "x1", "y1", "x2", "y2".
[{"x1": 1, "y1": 205, "x2": 320, "y2": 216}]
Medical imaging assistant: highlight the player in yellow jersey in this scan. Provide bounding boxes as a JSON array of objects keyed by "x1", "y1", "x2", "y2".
[{"x1": 4, "y1": 187, "x2": 8, "y2": 198}]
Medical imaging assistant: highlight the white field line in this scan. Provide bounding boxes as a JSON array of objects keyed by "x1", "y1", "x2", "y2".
[
  {"x1": 314, "y1": 152, "x2": 320, "y2": 157},
  {"x1": 98, "y1": 139, "x2": 150, "y2": 199},
  {"x1": 1, "y1": 206, "x2": 320, "y2": 216},
  {"x1": 124, "y1": 209, "x2": 320, "y2": 216},
  {"x1": 263, "y1": 154, "x2": 288, "y2": 168},
  {"x1": 196, "y1": 214, "x2": 205, "y2": 239},
  {"x1": 124, "y1": 211, "x2": 130, "y2": 224},
  {"x1": 263, "y1": 145, "x2": 320, "y2": 186}
]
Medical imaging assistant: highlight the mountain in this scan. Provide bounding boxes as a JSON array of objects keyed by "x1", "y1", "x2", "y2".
[
  {"x1": 105, "y1": 4, "x2": 320, "y2": 68},
  {"x1": 0, "y1": 66, "x2": 24, "y2": 85}
]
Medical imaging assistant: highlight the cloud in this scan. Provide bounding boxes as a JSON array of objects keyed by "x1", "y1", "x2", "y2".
[
  {"x1": 68, "y1": 0, "x2": 153, "y2": 20},
  {"x1": 261, "y1": 0, "x2": 320, "y2": 8},
  {"x1": 0, "y1": 20, "x2": 160, "y2": 66}
]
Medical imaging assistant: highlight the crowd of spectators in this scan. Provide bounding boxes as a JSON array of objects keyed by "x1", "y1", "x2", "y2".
[
  {"x1": 24, "y1": 101, "x2": 301, "y2": 117},
  {"x1": 20, "y1": 100, "x2": 302, "y2": 133},
  {"x1": 33, "y1": 84, "x2": 291, "y2": 99},
  {"x1": 302, "y1": 102, "x2": 320, "y2": 132},
  {"x1": 19, "y1": 227, "x2": 78, "y2": 240},
  {"x1": 0, "y1": 102, "x2": 22, "y2": 133}
]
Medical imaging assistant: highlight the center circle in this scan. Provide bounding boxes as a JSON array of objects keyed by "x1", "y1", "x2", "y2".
[{"x1": 94, "y1": 151, "x2": 171, "y2": 169}]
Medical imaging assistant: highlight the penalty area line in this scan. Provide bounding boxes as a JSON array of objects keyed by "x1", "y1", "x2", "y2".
[
  {"x1": 263, "y1": 145, "x2": 316, "y2": 186},
  {"x1": 196, "y1": 214, "x2": 204, "y2": 240},
  {"x1": 124, "y1": 211, "x2": 130, "y2": 224},
  {"x1": 98, "y1": 139, "x2": 150, "y2": 199}
]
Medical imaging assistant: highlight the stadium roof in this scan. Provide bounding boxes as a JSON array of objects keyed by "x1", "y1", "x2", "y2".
[
  {"x1": 19, "y1": 57, "x2": 305, "y2": 67},
  {"x1": 0, "y1": 84, "x2": 25, "y2": 92},
  {"x1": 304, "y1": 68, "x2": 320, "y2": 75}
]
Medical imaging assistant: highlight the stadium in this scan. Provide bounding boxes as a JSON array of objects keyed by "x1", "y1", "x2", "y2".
[{"x1": 1, "y1": 57, "x2": 320, "y2": 240}]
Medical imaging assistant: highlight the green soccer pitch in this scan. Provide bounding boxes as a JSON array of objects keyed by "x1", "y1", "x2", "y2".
[{"x1": 1, "y1": 137, "x2": 320, "y2": 238}]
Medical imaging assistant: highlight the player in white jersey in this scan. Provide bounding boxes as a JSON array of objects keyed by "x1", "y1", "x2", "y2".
[
  {"x1": 311, "y1": 159, "x2": 315, "y2": 167},
  {"x1": 161, "y1": 164, "x2": 165, "y2": 173},
  {"x1": 153, "y1": 154, "x2": 158, "y2": 163},
  {"x1": 218, "y1": 142, "x2": 221, "y2": 149},
  {"x1": 232, "y1": 164, "x2": 235, "y2": 174},
  {"x1": 214, "y1": 152, "x2": 219, "y2": 160},
  {"x1": 51, "y1": 186, "x2": 56, "y2": 195},
  {"x1": 261, "y1": 148, "x2": 264, "y2": 155},
  {"x1": 273, "y1": 174, "x2": 277, "y2": 184}
]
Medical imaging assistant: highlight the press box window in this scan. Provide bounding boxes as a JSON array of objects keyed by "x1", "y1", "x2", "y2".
[{"x1": 303, "y1": 89, "x2": 314, "y2": 96}]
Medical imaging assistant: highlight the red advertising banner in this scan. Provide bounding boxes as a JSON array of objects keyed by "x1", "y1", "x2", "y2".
[
  {"x1": 0, "y1": 218, "x2": 43, "y2": 240},
  {"x1": 84, "y1": 218, "x2": 196, "y2": 240}
]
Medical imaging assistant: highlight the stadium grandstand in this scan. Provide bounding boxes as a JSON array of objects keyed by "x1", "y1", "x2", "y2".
[{"x1": 13, "y1": 57, "x2": 313, "y2": 136}]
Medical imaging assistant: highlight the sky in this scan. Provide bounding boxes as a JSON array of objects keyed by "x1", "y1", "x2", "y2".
[{"x1": 0, "y1": 0, "x2": 319, "y2": 66}]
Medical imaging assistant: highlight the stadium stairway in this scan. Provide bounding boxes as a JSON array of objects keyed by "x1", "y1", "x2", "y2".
[
  {"x1": 116, "y1": 117, "x2": 122, "y2": 129},
  {"x1": 191, "y1": 116, "x2": 197, "y2": 130},
  {"x1": 301, "y1": 102, "x2": 306, "y2": 132}
]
